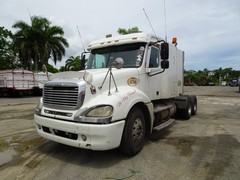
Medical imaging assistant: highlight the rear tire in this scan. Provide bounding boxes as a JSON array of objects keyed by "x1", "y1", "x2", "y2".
[
  {"x1": 120, "y1": 107, "x2": 146, "y2": 156},
  {"x1": 181, "y1": 96, "x2": 192, "y2": 120},
  {"x1": 190, "y1": 95, "x2": 197, "y2": 115}
]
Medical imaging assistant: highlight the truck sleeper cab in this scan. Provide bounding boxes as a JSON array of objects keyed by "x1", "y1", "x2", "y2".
[{"x1": 34, "y1": 33, "x2": 197, "y2": 156}]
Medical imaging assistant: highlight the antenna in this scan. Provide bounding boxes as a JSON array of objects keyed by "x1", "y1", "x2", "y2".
[
  {"x1": 163, "y1": 0, "x2": 167, "y2": 41},
  {"x1": 28, "y1": 9, "x2": 33, "y2": 21},
  {"x1": 77, "y1": 26, "x2": 86, "y2": 52},
  {"x1": 143, "y1": 8, "x2": 157, "y2": 37}
]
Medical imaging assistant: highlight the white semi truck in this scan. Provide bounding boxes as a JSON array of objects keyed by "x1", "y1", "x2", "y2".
[{"x1": 34, "y1": 33, "x2": 197, "y2": 156}]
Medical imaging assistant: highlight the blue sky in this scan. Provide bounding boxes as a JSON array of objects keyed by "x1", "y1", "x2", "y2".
[{"x1": 1, "y1": 0, "x2": 240, "y2": 71}]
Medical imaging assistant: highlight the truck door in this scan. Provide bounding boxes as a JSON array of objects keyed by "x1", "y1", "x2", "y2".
[{"x1": 146, "y1": 46, "x2": 162, "y2": 100}]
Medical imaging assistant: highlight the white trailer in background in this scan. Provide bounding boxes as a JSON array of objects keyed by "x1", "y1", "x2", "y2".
[{"x1": 0, "y1": 69, "x2": 35, "y2": 96}]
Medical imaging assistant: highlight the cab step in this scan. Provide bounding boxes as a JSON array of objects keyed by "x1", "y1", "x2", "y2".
[{"x1": 152, "y1": 119, "x2": 175, "y2": 131}]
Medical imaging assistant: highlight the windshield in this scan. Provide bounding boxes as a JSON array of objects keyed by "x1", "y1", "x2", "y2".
[{"x1": 86, "y1": 43, "x2": 146, "y2": 69}]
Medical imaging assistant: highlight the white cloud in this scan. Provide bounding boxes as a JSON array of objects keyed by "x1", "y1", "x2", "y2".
[{"x1": 1, "y1": 0, "x2": 240, "y2": 70}]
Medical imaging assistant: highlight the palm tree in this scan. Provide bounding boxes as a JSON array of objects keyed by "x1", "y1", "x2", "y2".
[
  {"x1": 12, "y1": 20, "x2": 36, "y2": 70},
  {"x1": 42, "y1": 24, "x2": 69, "y2": 65},
  {"x1": 12, "y1": 16, "x2": 69, "y2": 71},
  {"x1": 65, "y1": 56, "x2": 81, "y2": 71}
]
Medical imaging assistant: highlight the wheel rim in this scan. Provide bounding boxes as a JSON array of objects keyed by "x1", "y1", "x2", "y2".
[
  {"x1": 193, "y1": 103, "x2": 197, "y2": 112},
  {"x1": 188, "y1": 104, "x2": 192, "y2": 115},
  {"x1": 132, "y1": 118, "x2": 144, "y2": 145}
]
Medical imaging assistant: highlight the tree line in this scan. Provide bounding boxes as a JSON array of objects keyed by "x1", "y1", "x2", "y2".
[{"x1": 184, "y1": 68, "x2": 240, "y2": 86}]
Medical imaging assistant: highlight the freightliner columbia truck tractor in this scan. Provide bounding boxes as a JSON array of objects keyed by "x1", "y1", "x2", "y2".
[{"x1": 35, "y1": 33, "x2": 197, "y2": 156}]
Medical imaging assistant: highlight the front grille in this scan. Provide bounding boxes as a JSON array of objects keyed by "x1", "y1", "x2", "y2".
[{"x1": 43, "y1": 83, "x2": 80, "y2": 110}]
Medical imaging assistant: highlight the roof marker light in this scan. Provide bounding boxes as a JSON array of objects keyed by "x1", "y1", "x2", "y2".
[{"x1": 172, "y1": 37, "x2": 177, "y2": 44}]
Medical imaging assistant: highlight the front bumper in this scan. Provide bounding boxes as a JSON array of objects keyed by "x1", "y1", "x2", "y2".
[{"x1": 34, "y1": 114, "x2": 125, "y2": 150}]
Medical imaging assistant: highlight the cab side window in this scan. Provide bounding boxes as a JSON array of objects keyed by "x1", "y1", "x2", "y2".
[{"x1": 149, "y1": 47, "x2": 160, "y2": 68}]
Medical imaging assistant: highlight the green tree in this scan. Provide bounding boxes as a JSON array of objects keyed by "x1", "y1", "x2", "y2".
[
  {"x1": 117, "y1": 27, "x2": 141, "y2": 35},
  {"x1": 0, "y1": 26, "x2": 18, "y2": 70},
  {"x1": 59, "y1": 66, "x2": 65, "y2": 72},
  {"x1": 12, "y1": 16, "x2": 69, "y2": 71},
  {"x1": 184, "y1": 70, "x2": 200, "y2": 85},
  {"x1": 65, "y1": 56, "x2": 81, "y2": 71},
  {"x1": 46, "y1": 64, "x2": 58, "y2": 73},
  {"x1": 185, "y1": 67, "x2": 240, "y2": 86},
  {"x1": 202, "y1": 68, "x2": 209, "y2": 76}
]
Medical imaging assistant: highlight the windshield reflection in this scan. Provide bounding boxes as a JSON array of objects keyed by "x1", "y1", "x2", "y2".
[{"x1": 86, "y1": 43, "x2": 146, "y2": 69}]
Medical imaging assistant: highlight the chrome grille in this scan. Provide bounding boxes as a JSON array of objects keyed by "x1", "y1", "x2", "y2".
[{"x1": 43, "y1": 83, "x2": 80, "y2": 110}]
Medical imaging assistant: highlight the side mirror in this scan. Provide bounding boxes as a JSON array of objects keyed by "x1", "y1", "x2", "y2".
[
  {"x1": 161, "y1": 42, "x2": 169, "y2": 60},
  {"x1": 112, "y1": 57, "x2": 124, "y2": 69},
  {"x1": 42, "y1": 64, "x2": 47, "y2": 73},
  {"x1": 81, "y1": 53, "x2": 85, "y2": 60},
  {"x1": 161, "y1": 60, "x2": 169, "y2": 69},
  {"x1": 81, "y1": 53, "x2": 86, "y2": 70}
]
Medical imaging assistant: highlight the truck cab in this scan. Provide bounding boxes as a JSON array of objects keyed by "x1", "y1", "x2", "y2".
[{"x1": 35, "y1": 33, "x2": 197, "y2": 156}]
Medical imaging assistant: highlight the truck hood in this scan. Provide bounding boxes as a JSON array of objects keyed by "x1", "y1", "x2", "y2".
[
  {"x1": 50, "y1": 71, "x2": 85, "y2": 80},
  {"x1": 85, "y1": 68, "x2": 139, "y2": 87},
  {"x1": 50, "y1": 68, "x2": 139, "y2": 86}
]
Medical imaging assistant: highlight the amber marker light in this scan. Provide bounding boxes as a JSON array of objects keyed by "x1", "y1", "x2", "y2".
[{"x1": 172, "y1": 37, "x2": 177, "y2": 44}]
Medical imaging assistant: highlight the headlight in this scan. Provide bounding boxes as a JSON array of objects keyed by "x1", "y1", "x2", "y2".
[{"x1": 86, "y1": 105, "x2": 113, "y2": 117}]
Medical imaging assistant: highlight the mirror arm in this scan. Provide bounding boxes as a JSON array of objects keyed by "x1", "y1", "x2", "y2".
[
  {"x1": 148, "y1": 68, "x2": 166, "y2": 77},
  {"x1": 149, "y1": 39, "x2": 165, "y2": 46},
  {"x1": 81, "y1": 51, "x2": 90, "y2": 70}
]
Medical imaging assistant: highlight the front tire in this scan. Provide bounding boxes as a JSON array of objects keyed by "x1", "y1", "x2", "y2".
[{"x1": 120, "y1": 107, "x2": 146, "y2": 156}]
